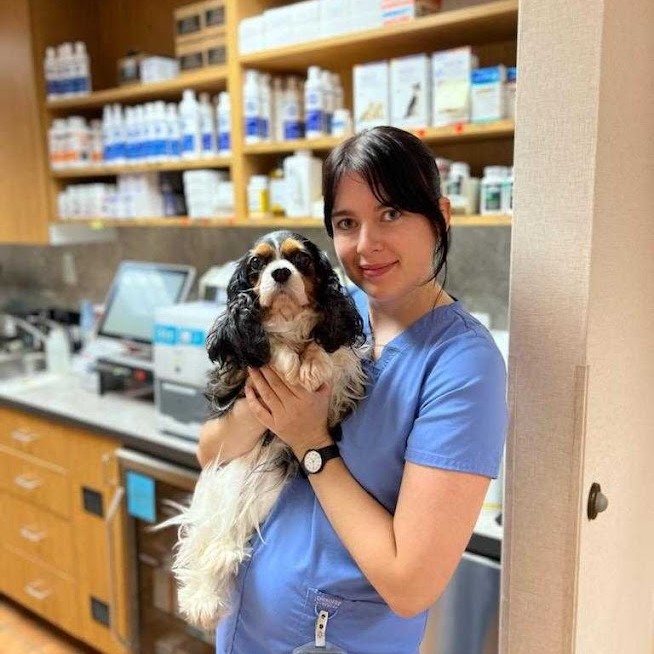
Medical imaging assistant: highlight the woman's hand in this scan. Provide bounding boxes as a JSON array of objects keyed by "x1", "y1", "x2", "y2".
[{"x1": 244, "y1": 366, "x2": 333, "y2": 457}]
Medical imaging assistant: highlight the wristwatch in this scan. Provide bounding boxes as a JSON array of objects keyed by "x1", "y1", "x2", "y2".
[{"x1": 300, "y1": 444, "x2": 340, "y2": 475}]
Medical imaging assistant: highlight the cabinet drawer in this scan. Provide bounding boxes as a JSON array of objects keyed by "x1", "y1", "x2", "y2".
[
  {"x1": 0, "y1": 448, "x2": 71, "y2": 518},
  {"x1": 0, "y1": 544, "x2": 78, "y2": 635},
  {"x1": 0, "y1": 408, "x2": 70, "y2": 469},
  {"x1": 4, "y1": 493, "x2": 75, "y2": 576}
]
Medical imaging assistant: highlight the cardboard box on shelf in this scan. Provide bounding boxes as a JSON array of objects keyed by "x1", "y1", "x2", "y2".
[
  {"x1": 354, "y1": 60, "x2": 390, "y2": 132},
  {"x1": 381, "y1": 0, "x2": 441, "y2": 25},
  {"x1": 175, "y1": 33, "x2": 227, "y2": 71},
  {"x1": 432, "y1": 46, "x2": 478, "y2": 127},
  {"x1": 174, "y1": 1, "x2": 204, "y2": 40}
]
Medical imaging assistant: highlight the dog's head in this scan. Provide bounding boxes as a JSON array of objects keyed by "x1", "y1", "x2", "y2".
[{"x1": 207, "y1": 231, "x2": 365, "y2": 369}]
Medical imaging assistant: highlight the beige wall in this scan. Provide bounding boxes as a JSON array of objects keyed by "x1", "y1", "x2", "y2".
[{"x1": 502, "y1": 1, "x2": 654, "y2": 652}]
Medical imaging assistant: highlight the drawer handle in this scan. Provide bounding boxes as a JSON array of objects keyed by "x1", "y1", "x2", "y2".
[
  {"x1": 24, "y1": 580, "x2": 51, "y2": 601},
  {"x1": 11, "y1": 428, "x2": 38, "y2": 444},
  {"x1": 19, "y1": 525, "x2": 47, "y2": 543},
  {"x1": 14, "y1": 474, "x2": 43, "y2": 491}
]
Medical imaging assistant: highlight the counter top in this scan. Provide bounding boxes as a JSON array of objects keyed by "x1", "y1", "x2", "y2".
[
  {"x1": 0, "y1": 370, "x2": 503, "y2": 550},
  {"x1": 0, "y1": 370, "x2": 201, "y2": 469}
]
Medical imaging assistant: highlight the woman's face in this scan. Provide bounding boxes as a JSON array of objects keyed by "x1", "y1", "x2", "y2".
[{"x1": 331, "y1": 173, "x2": 450, "y2": 304}]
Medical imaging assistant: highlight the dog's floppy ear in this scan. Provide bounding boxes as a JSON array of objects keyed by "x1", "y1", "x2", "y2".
[
  {"x1": 206, "y1": 256, "x2": 270, "y2": 368},
  {"x1": 308, "y1": 246, "x2": 365, "y2": 353}
]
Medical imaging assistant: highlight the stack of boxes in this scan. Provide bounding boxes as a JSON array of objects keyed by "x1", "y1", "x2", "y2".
[
  {"x1": 239, "y1": 0, "x2": 441, "y2": 54},
  {"x1": 353, "y1": 47, "x2": 516, "y2": 133},
  {"x1": 174, "y1": 0, "x2": 227, "y2": 72}
]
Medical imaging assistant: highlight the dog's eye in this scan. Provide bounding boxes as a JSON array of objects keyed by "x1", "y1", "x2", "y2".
[
  {"x1": 249, "y1": 256, "x2": 265, "y2": 272},
  {"x1": 290, "y1": 251, "x2": 312, "y2": 272}
]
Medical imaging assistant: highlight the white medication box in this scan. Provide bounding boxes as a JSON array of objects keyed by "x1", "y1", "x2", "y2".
[
  {"x1": 431, "y1": 47, "x2": 478, "y2": 127},
  {"x1": 390, "y1": 54, "x2": 431, "y2": 129},
  {"x1": 319, "y1": 0, "x2": 352, "y2": 38},
  {"x1": 471, "y1": 65, "x2": 507, "y2": 123},
  {"x1": 354, "y1": 60, "x2": 390, "y2": 132}
]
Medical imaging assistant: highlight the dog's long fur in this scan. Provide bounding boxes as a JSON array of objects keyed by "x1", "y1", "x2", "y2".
[{"x1": 162, "y1": 231, "x2": 367, "y2": 629}]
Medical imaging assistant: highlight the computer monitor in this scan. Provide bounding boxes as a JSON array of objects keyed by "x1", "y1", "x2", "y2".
[{"x1": 97, "y1": 261, "x2": 196, "y2": 345}]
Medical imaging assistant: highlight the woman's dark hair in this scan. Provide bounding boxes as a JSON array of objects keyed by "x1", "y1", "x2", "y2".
[{"x1": 322, "y1": 126, "x2": 449, "y2": 284}]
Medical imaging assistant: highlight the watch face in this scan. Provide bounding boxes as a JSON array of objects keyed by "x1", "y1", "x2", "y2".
[{"x1": 303, "y1": 450, "x2": 322, "y2": 474}]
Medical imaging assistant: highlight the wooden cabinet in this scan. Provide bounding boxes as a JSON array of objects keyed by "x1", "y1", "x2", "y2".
[
  {"x1": 0, "y1": 406, "x2": 130, "y2": 654},
  {"x1": 0, "y1": 0, "x2": 51, "y2": 244}
]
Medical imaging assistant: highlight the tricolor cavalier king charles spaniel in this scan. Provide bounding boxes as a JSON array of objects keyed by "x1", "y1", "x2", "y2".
[{"x1": 165, "y1": 231, "x2": 367, "y2": 629}]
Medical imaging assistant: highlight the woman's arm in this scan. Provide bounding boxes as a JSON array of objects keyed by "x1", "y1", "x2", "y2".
[
  {"x1": 305, "y1": 457, "x2": 489, "y2": 618},
  {"x1": 196, "y1": 398, "x2": 267, "y2": 467}
]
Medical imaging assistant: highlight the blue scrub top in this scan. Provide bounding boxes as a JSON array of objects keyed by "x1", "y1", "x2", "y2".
[{"x1": 216, "y1": 290, "x2": 508, "y2": 654}]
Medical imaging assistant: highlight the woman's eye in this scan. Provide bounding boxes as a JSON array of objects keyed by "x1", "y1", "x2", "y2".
[
  {"x1": 335, "y1": 218, "x2": 354, "y2": 230},
  {"x1": 382, "y1": 208, "x2": 401, "y2": 221}
]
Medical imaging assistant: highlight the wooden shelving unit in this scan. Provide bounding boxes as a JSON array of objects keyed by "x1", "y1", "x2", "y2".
[
  {"x1": 45, "y1": 66, "x2": 228, "y2": 112},
  {"x1": 54, "y1": 214, "x2": 511, "y2": 229},
  {"x1": 51, "y1": 156, "x2": 232, "y2": 178},
  {"x1": 40, "y1": 0, "x2": 517, "y2": 229}
]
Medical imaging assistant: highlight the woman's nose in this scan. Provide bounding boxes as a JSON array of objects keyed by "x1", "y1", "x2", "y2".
[{"x1": 356, "y1": 223, "x2": 383, "y2": 254}]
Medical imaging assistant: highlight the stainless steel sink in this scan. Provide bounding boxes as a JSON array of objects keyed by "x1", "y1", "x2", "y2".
[{"x1": 0, "y1": 351, "x2": 47, "y2": 381}]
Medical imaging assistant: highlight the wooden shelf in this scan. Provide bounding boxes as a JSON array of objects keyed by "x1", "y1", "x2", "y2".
[
  {"x1": 54, "y1": 215, "x2": 511, "y2": 228},
  {"x1": 51, "y1": 157, "x2": 232, "y2": 179},
  {"x1": 243, "y1": 121, "x2": 514, "y2": 155},
  {"x1": 239, "y1": 0, "x2": 518, "y2": 72},
  {"x1": 45, "y1": 66, "x2": 228, "y2": 112}
]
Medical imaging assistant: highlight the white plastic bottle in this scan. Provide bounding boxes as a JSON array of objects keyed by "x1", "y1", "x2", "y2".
[
  {"x1": 272, "y1": 77, "x2": 284, "y2": 142},
  {"x1": 111, "y1": 104, "x2": 126, "y2": 164},
  {"x1": 259, "y1": 73, "x2": 272, "y2": 141},
  {"x1": 447, "y1": 162, "x2": 471, "y2": 214},
  {"x1": 305, "y1": 66, "x2": 325, "y2": 139},
  {"x1": 179, "y1": 89, "x2": 202, "y2": 159},
  {"x1": 57, "y1": 43, "x2": 74, "y2": 96},
  {"x1": 480, "y1": 166, "x2": 508, "y2": 215},
  {"x1": 46, "y1": 326, "x2": 72, "y2": 374},
  {"x1": 73, "y1": 41, "x2": 91, "y2": 95},
  {"x1": 283, "y1": 149, "x2": 322, "y2": 217},
  {"x1": 67, "y1": 116, "x2": 90, "y2": 167},
  {"x1": 48, "y1": 118, "x2": 66, "y2": 169},
  {"x1": 248, "y1": 175, "x2": 270, "y2": 216},
  {"x1": 134, "y1": 105, "x2": 147, "y2": 162},
  {"x1": 89, "y1": 119, "x2": 103, "y2": 165},
  {"x1": 332, "y1": 72, "x2": 344, "y2": 110},
  {"x1": 165, "y1": 103, "x2": 182, "y2": 160},
  {"x1": 216, "y1": 92, "x2": 231, "y2": 155},
  {"x1": 198, "y1": 92, "x2": 216, "y2": 157},
  {"x1": 142, "y1": 103, "x2": 156, "y2": 161},
  {"x1": 151, "y1": 101, "x2": 168, "y2": 162},
  {"x1": 44, "y1": 47, "x2": 59, "y2": 99},
  {"x1": 243, "y1": 70, "x2": 260, "y2": 144},
  {"x1": 321, "y1": 69, "x2": 335, "y2": 135},
  {"x1": 283, "y1": 76, "x2": 302, "y2": 140}
]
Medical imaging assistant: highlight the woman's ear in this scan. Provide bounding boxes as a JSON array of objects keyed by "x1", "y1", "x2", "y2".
[{"x1": 439, "y1": 196, "x2": 451, "y2": 229}]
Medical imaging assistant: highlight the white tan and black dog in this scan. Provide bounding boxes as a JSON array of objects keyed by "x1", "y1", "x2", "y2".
[{"x1": 164, "y1": 231, "x2": 367, "y2": 629}]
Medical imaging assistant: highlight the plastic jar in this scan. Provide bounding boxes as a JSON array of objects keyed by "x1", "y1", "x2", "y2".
[
  {"x1": 480, "y1": 166, "x2": 509, "y2": 215},
  {"x1": 248, "y1": 175, "x2": 270, "y2": 216}
]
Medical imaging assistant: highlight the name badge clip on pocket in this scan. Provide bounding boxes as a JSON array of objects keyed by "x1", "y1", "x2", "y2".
[{"x1": 292, "y1": 610, "x2": 347, "y2": 653}]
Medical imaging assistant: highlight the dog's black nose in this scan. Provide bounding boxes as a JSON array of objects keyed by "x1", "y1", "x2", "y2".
[{"x1": 271, "y1": 268, "x2": 292, "y2": 283}]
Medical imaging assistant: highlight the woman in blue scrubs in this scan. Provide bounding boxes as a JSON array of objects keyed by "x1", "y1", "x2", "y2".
[{"x1": 198, "y1": 126, "x2": 508, "y2": 653}]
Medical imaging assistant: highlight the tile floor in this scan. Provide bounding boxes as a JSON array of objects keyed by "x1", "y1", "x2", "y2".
[{"x1": 0, "y1": 596, "x2": 95, "y2": 654}]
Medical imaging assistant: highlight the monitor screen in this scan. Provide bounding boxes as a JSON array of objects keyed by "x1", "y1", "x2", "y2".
[{"x1": 97, "y1": 261, "x2": 196, "y2": 344}]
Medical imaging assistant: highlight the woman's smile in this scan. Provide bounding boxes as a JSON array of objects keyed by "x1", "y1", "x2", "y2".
[{"x1": 360, "y1": 261, "x2": 398, "y2": 278}]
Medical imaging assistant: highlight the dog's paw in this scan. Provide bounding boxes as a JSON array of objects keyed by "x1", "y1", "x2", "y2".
[{"x1": 299, "y1": 344, "x2": 333, "y2": 391}]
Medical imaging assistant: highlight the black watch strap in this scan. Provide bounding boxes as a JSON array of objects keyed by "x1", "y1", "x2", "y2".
[{"x1": 301, "y1": 444, "x2": 340, "y2": 475}]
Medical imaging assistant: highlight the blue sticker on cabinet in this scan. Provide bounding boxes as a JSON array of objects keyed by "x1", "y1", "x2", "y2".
[{"x1": 126, "y1": 471, "x2": 156, "y2": 523}]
